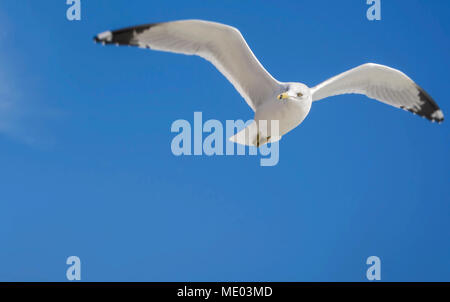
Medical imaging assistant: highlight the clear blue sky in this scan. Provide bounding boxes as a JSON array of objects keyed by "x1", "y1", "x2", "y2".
[{"x1": 0, "y1": 1, "x2": 449, "y2": 281}]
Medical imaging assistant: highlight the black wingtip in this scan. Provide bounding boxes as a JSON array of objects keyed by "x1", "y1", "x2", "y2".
[
  {"x1": 415, "y1": 85, "x2": 444, "y2": 123},
  {"x1": 399, "y1": 85, "x2": 444, "y2": 123},
  {"x1": 93, "y1": 23, "x2": 161, "y2": 47}
]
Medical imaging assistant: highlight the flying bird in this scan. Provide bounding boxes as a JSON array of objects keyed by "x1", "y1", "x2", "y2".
[{"x1": 94, "y1": 20, "x2": 444, "y2": 147}]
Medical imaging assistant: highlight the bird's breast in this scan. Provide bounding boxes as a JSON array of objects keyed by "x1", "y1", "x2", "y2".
[{"x1": 254, "y1": 98, "x2": 312, "y2": 137}]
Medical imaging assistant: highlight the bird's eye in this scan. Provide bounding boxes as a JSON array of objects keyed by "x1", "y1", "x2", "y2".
[{"x1": 297, "y1": 92, "x2": 303, "y2": 97}]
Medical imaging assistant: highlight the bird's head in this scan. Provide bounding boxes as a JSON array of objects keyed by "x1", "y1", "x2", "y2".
[{"x1": 277, "y1": 83, "x2": 310, "y2": 101}]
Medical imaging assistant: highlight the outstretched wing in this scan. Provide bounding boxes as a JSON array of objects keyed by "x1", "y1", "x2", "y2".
[
  {"x1": 94, "y1": 19, "x2": 281, "y2": 111},
  {"x1": 311, "y1": 63, "x2": 444, "y2": 123}
]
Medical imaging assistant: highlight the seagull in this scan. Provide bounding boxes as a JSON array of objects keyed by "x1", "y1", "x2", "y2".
[{"x1": 94, "y1": 19, "x2": 444, "y2": 147}]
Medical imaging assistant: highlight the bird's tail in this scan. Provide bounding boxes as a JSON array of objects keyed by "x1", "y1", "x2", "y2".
[{"x1": 228, "y1": 121, "x2": 281, "y2": 147}]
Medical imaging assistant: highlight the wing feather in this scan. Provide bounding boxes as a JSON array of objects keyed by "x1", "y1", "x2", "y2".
[
  {"x1": 311, "y1": 63, "x2": 444, "y2": 123},
  {"x1": 94, "y1": 20, "x2": 281, "y2": 111}
]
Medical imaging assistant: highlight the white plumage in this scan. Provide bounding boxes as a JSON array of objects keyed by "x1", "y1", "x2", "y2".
[
  {"x1": 311, "y1": 64, "x2": 444, "y2": 122},
  {"x1": 95, "y1": 19, "x2": 444, "y2": 146}
]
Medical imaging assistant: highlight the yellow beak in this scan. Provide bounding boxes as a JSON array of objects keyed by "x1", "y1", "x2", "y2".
[{"x1": 277, "y1": 92, "x2": 289, "y2": 100}]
